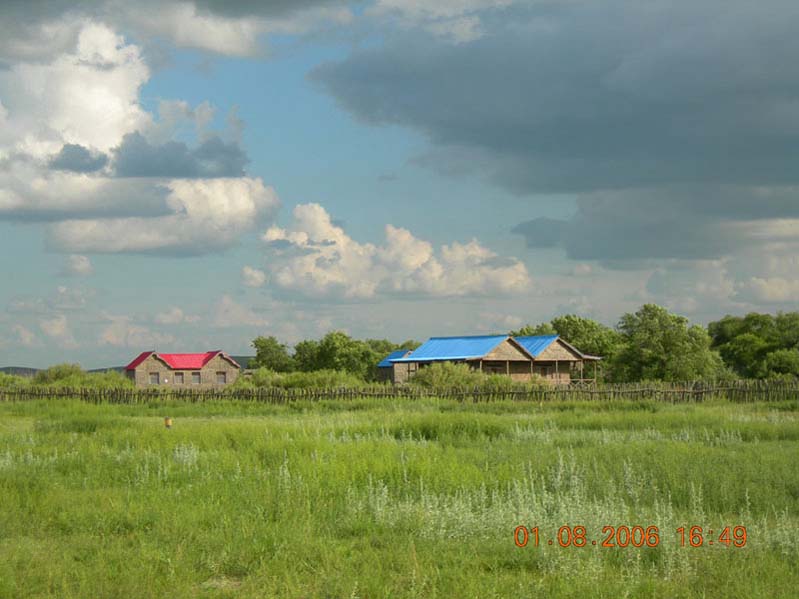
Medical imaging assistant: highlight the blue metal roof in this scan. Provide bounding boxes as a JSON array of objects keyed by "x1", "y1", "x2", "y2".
[
  {"x1": 377, "y1": 350, "x2": 410, "y2": 368},
  {"x1": 392, "y1": 335, "x2": 509, "y2": 362},
  {"x1": 513, "y1": 335, "x2": 558, "y2": 357}
]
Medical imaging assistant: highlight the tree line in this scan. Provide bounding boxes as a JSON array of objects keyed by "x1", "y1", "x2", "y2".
[{"x1": 251, "y1": 304, "x2": 799, "y2": 383}]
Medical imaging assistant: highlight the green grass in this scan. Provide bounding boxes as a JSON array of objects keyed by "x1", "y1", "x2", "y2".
[{"x1": 0, "y1": 398, "x2": 797, "y2": 598}]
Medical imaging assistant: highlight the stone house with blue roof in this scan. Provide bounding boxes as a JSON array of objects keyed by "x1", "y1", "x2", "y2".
[{"x1": 378, "y1": 334, "x2": 599, "y2": 385}]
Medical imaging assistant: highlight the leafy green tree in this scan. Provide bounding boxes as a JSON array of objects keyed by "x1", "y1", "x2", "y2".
[
  {"x1": 715, "y1": 333, "x2": 770, "y2": 378},
  {"x1": 509, "y1": 322, "x2": 557, "y2": 336},
  {"x1": 612, "y1": 304, "x2": 725, "y2": 381},
  {"x1": 293, "y1": 339, "x2": 321, "y2": 372},
  {"x1": 764, "y1": 349, "x2": 799, "y2": 378},
  {"x1": 250, "y1": 336, "x2": 296, "y2": 372},
  {"x1": 549, "y1": 314, "x2": 622, "y2": 359},
  {"x1": 708, "y1": 311, "x2": 799, "y2": 377},
  {"x1": 775, "y1": 312, "x2": 799, "y2": 349}
]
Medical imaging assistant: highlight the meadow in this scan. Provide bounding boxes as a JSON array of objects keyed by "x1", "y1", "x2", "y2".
[{"x1": 0, "y1": 397, "x2": 797, "y2": 598}]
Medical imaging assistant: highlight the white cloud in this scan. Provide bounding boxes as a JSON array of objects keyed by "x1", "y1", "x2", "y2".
[
  {"x1": 12, "y1": 324, "x2": 38, "y2": 348},
  {"x1": 154, "y1": 307, "x2": 200, "y2": 325},
  {"x1": 241, "y1": 266, "x2": 267, "y2": 288},
  {"x1": 0, "y1": 22, "x2": 150, "y2": 158},
  {"x1": 572, "y1": 263, "x2": 593, "y2": 277},
  {"x1": 124, "y1": 3, "x2": 265, "y2": 57},
  {"x1": 368, "y1": 0, "x2": 512, "y2": 43},
  {"x1": 99, "y1": 313, "x2": 176, "y2": 348},
  {"x1": 121, "y1": 2, "x2": 353, "y2": 57},
  {"x1": 212, "y1": 295, "x2": 269, "y2": 328},
  {"x1": 262, "y1": 203, "x2": 531, "y2": 299},
  {"x1": 50, "y1": 177, "x2": 279, "y2": 254},
  {"x1": 63, "y1": 255, "x2": 93, "y2": 277},
  {"x1": 740, "y1": 277, "x2": 799, "y2": 304},
  {"x1": 39, "y1": 314, "x2": 78, "y2": 349}
]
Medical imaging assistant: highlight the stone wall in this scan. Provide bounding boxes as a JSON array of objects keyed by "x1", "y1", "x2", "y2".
[{"x1": 130, "y1": 353, "x2": 240, "y2": 388}]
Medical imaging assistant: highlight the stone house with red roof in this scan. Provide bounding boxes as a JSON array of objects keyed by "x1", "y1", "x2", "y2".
[{"x1": 125, "y1": 351, "x2": 241, "y2": 388}]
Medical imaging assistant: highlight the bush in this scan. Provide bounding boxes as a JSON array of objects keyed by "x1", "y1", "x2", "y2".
[
  {"x1": 408, "y1": 362, "x2": 548, "y2": 391},
  {"x1": 233, "y1": 368, "x2": 367, "y2": 389},
  {"x1": 33, "y1": 363, "x2": 84, "y2": 385},
  {"x1": 0, "y1": 373, "x2": 29, "y2": 388},
  {"x1": 31, "y1": 364, "x2": 133, "y2": 389}
]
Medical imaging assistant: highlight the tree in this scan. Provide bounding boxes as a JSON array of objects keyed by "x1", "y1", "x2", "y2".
[
  {"x1": 250, "y1": 336, "x2": 295, "y2": 372},
  {"x1": 549, "y1": 314, "x2": 622, "y2": 360},
  {"x1": 293, "y1": 339, "x2": 321, "y2": 372},
  {"x1": 708, "y1": 311, "x2": 799, "y2": 377},
  {"x1": 509, "y1": 322, "x2": 556, "y2": 336},
  {"x1": 764, "y1": 349, "x2": 799, "y2": 378},
  {"x1": 612, "y1": 304, "x2": 725, "y2": 381},
  {"x1": 715, "y1": 333, "x2": 770, "y2": 378}
]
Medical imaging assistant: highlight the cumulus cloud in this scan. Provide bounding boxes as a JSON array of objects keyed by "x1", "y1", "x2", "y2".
[
  {"x1": 241, "y1": 266, "x2": 267, "y2": 288},
  {"x1": 212, "y1": 295, "x2": 269, "y2": 327},
  {"x1": 315, "y1": 2, "x2": 799, "y2": 193},
  {"x1": 512, "y1": 186, "x2": 799, "y2": 264},
  {"x1": 262, "y1": 203, "x2": 531, "y2": 299},
  {"x1": 98, "y1": 313, "x2": 176, "y2": 347},
  {"x1": 39, "y1": 314, "x2": 78, "y2": 349},
  {"x1": 8, "y1": 286, "x2": 94, "y2": 314},
  {"x1": 154, "y1": 307, "x2": 200, "y2": 325},
  {"x1": 739, "y1": 277, "x2": 799, "y2": 304},
  {"x1": 368, "y1": 0, "x2": 513, "y2": 43},
  {"x1": 0, "y1": 1, "x2": 354, "y2": 60},
  {"x1": 112, "y1": 132, "x2": 248, "y2": 178},
  {"x1": 0, "y1": 20, "x2": 272, "y2": 261},
  {"x1": 0, "y1": 23, "x2": 150, "y2": 157},
  {"x1": 62, "y1": 255, "x2": 94, "y2": 277},
  {"x1": 12, "y1": 324, "x2": 38, "y2": 348},
  {"x1": 313, "y1": 1, "x2": 799, "y2": 314},
  {"x1": 50, "y1": 177, "x2": 279, "y2": 255},
  {"x1": 48, "y1": 144, "x2": 109, "y2": 173}
]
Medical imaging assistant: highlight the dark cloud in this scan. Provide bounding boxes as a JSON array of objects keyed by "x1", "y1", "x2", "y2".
[
  {"x1": 313, "y1": 1, "x2": 799, "y2": 193},
  {"x1": 112, "y1": 132, "x2": 248, "y2": 178},
  {"x1": 512, "y1": 186, "x2": 799, "y2": 263},
  {"x1": 511, "y1": 218, "x2": 566, "y2": 249},
  {"x1": 48, "y1": 144, "x2": 108, "y2": 173},
  {"x1": 191, "y1": 0, "x2": 344, "y2": 19}
]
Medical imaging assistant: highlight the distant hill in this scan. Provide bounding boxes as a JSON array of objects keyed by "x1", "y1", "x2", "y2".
[
  {"x1": 0, "y1": 366, "x2": 39, "y2": 377},
  {"x1": 87, "y1": 366, "x2": 126, "y2": 374}
]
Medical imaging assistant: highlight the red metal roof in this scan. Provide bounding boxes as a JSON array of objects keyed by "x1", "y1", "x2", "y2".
[
  {"x1": 126, "y1": 351, "x2": 240, "y2": 370},
  {"x1": 125, "y1": 351, "x2": 154, "y2": 371}
]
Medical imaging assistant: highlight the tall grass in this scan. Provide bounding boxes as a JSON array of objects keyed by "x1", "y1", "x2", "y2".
[{"x1": 0, "y1": 398, "x2": 796, "y2": 597}]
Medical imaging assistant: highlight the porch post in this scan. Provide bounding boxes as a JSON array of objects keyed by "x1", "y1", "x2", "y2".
[{"x1": 506, "y1": 360, "x2": 510, "y2": 375}]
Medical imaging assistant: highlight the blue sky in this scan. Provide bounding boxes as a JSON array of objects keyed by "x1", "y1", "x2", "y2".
[{"x1": 1, "y1": 1, "x2": 798, "y2": 368}]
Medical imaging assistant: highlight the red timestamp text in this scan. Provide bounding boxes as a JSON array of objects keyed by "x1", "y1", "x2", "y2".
[{"x1": 514, "y1": 525, "x2": 747, "y2": 548}]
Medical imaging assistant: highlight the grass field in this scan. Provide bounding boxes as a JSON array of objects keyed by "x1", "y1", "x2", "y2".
[{"x1": 0, "y1": 398, "x2": 797, "y2": 598}]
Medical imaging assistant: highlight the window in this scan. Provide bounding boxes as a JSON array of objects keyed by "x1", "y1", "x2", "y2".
[
  {"x1": 149, "y1": 372, "x2": 159, "y2": 385},
  {"x1": 216, "y1": 371, "x2": 227, "y2": 384},
  {"x1": 174, "y1": 372, "x2": 184, "y2": 384},
  {"x1": 538, "y1": 366, "x2": 549, "y2": 377},
  {"x1": 192, "y1": 372, "x2": 201, "y2": 384}
]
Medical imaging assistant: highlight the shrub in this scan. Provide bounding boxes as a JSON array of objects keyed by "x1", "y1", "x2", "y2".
[
  {"x1": 33, "y1": 363, "x2": 84, "y2": 385},
  {"x1": 30, "y1": 364, "x2": 133, "y2": 389},
  {"x1": 408, "y1": 362, "x2": 548, "y2": 391},
  {"x1": 0, "y1": 373, "x2": 29, "y2": 388},
  {"x1": 233, "y1": 368, "x2": 367, "y2": 389}
]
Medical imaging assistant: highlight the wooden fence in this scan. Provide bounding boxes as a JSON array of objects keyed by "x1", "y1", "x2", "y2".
[{"x1": 0, "y1": 380, "x2": 798, "y2": 404}]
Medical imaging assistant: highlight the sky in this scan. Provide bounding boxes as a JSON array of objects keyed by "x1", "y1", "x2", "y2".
[{"x1": 0, "y1": 0, "x2": 798, "y2": 368}]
